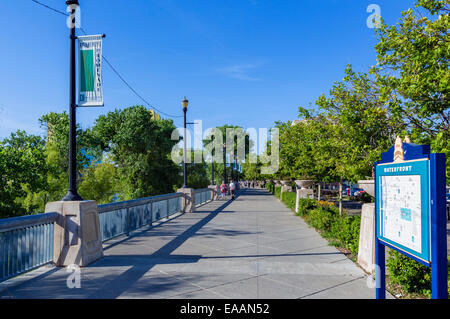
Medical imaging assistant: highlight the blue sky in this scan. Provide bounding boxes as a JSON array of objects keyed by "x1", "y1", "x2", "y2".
[{"x1": 0, "y1": 0, "x2": 415, "y2": 139}]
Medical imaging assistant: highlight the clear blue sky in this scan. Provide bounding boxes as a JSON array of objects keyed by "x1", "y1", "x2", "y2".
[{"x1": 0, "y1": 0, "x2": 415, "y2": 139}]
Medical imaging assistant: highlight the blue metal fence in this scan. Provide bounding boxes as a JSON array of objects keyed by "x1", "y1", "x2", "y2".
[
  {"x1": 0, "y1": 188, "x2": 214, "y2": 283},
  {"x1": 98, "y1": 193, "x2": 182, "y2": 242},
  {"x1": 195, "y1": 188, "x2": 212, "y2": 207},
  {"x1": 0, "y1": 213, "x2": 58, "y2": 283}
]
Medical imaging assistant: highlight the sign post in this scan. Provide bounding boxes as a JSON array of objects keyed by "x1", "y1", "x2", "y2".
[
  {"x1": 62, "y1": 1, "x2": 104, "y2": 201},
  {"x1": 62, "y1": 0, "x2": 83, "y2": 201},
  {"x1": 375, "y1": 137, "x2": 447, "y2": 299}
]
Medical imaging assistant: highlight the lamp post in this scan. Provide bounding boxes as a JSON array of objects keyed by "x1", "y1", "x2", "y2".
[
  {"x1": 182, "y1": 97, "x2": 189, "y2": 188},
  {"x1": 235, "y1": 156, "x2": 239, "y2": 182},
  {"x1": 211, "y1": 135, "x2": 215, "y2": 185},
  {"x1": 233, "y1": 153, "x2": 237, "y2": 182},
  {"x1": 223, "y1": 143, "x2": 227, "y2": 185},
  {"x1": 62, "y1": 0, "x2": 83, "y2": 201}
]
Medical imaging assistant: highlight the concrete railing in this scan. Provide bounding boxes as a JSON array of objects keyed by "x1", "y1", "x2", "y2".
[{"x1": 0, "y1": 212, "x2": 59, "y2": 282}]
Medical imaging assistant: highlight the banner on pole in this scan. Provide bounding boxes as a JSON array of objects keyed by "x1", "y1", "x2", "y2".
[{"x1": 78, "y1": 34, "x2": 103, "y2": 107}]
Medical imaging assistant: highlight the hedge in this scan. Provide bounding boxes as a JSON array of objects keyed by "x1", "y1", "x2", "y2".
[
  {"x1": 265, "y1": 182, "x2": 275, "y2": 194},
  {"x1": 386, "y1": 250, "x2": 450, "y2": 297},
  {"x1": 281, "y1": 191, "x2": 296, "y2": 211},
  {"x1": 274, "y1": 186, "x2": 281, "y2": 199}
]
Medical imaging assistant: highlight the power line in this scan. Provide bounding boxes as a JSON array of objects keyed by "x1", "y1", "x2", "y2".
[
  {"x1": 31, "y1": 0, "x2": 183, "y2": 120},
  {"x1": 31, "y1": 0, "x2": 68, "y2": 16},
  {"x1": 79, "y1": 27, "x2": 183, "y2": 119}
]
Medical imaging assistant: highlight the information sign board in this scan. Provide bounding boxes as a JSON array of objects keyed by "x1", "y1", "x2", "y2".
[{"x1": 376, "y1": 160, "x2": 430, "y2": 264}]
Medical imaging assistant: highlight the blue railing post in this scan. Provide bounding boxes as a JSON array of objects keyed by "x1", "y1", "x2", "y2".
[{"x1": 165, "y1": 199, "x2": 169, "y2": 219}]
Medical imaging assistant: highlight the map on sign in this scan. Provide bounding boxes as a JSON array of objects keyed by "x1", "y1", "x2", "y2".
[
  {"x1": 380, "y1": 175, "x2": 422, "y2": 253},
  {"x1": 376, "y1": 158, "x2": 431, "y2": 263}
]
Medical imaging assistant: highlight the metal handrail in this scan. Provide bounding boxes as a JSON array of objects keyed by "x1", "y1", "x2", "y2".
[
  {"x1": 0, "y1": 212, "x2": 57, "y2": 282},
  {"x1": 195, "y1": 188, "x2": 211, "y2": 193},
  {"x1": 98, "y1": 192, "x2": 185, "y2": 242},
  {"x1": 98, "y1": 192, "x2": 183, "y2": 214},
  {"x1": 0, "y1": 212, "x2": 59, "y2": 233}
]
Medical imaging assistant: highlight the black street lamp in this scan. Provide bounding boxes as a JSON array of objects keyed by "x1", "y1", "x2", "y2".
[
  {"x1": 182, "y1": 97, "x2": 189, "y2": 188},
  {"x1": 235, "y1": 156, "x2": 239, "y2": 182},
  {"x1": 211, "y1": 135, "x2": 215, "y2": 185},
  {"x1": 223, "y1": 143, "x2": 227, "y2": 185},
  {"x1": 62, "y1": 0, "x2": 83, "y2": 201}
]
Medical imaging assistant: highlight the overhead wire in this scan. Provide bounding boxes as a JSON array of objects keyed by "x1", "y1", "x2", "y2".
[{"x1": 31, "y1": 0, "x2": 184, "y2": 120}]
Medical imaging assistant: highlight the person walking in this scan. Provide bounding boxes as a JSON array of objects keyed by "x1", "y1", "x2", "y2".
[
  {"x1": 220, "y1": 181, "x2": 227, "y2": 200},
  {"x1": 229, "y1": 180, "x2": 236, "y2": 200}
]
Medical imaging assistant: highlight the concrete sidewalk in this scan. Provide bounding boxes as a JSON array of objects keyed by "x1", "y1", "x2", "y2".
[{"x1": 0, "y1": 188, "x2": 391, "y2": 299}]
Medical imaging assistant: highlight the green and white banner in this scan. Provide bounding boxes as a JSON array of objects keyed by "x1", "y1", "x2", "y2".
[{"x1": 78, "y1": 34, "x2": 103, "y2": 107}]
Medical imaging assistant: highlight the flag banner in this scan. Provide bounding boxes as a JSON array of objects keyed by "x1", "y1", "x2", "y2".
[{"x1": 78, "y1": 34, "x2": 103, "y2": 107}]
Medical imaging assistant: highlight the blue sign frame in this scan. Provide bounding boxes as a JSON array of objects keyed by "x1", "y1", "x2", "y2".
[
  {"x1": 374, "y1": 142, "x2": 447, "y2": 299},
  {"x1": 376, "y1": 160, "x2": 431, "y2": 265}
]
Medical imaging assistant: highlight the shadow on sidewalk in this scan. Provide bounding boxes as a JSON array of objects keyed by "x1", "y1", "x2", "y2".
[{"x1": 85, "y1": 194, "x2": 240, "y2": 298}]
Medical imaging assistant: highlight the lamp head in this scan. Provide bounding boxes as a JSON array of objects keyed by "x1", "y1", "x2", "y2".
[{"x1": 181, "y1": 97, "x2": 189, "y2": 111}]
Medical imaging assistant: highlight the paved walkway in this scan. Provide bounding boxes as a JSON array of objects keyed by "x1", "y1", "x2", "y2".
[{"x1": 0, "y1": 188, "x2": 389, "y2": 299}]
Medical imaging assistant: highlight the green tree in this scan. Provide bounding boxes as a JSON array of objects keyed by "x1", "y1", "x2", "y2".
[
  {"x1": 203, "y1": 124, "x2": 253, "y2": 184},
  {"x1": 276, "y1": 111, "x2": 341, "y2": 183},
  {"x1": 316, "y1": 66, "x2": 398, "y2": 183},
  {"x1": 185, "y1": 150, "x2": 210, "y2": 189},
  {"x1": 241, "y1": 154, "x2": 263, "y2": 181},
  {"x1": 39, "y1": 112, "x2": 97, "y2": 202},
  {"x1": 78, "y1": 158, "x2": 119, "y2": 204},
  {"x1": 373, "y1": 0, "x2": 449, "y2": 176},
  {"x1": 0, "y1": 131, "x2": 48, "y2": 218},
  {"x1": 93, "y1": 105, "x2": 180, "y2": 200}
]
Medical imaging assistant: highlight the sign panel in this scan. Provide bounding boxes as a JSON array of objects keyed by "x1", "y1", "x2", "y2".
[
  {"x1": 78, "y1": 34, "x2": 103, "y2": 107},
  {"x1": 376, "y1": 159, "x2": 431, "y2": 264}
]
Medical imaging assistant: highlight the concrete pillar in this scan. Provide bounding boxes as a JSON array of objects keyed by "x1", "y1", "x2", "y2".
[
  {"x1": 357, "y1": 203, "x2": 375, "y2": 274},
  {"x1": 177, "y1": 188, "x2": 195, "y2": 213},
  {"x1": 208, "y1": 185, "x2": 219, "y2": 200},
  {"x1": 45, "y1": 200, "x2": 103, "y2": 267},
  {"x1": 295, "y1": 189, "x2": 314, "y2": 214}
]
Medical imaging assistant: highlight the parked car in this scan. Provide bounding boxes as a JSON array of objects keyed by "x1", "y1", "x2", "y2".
[
  {"x1": 341, "y1": 185, "x2": 351, "y2": 196},
  {"x1": 352, "y1": 188, "x2": 365, "y2": 197},
  {"x1": 446, "y1": 193, "x2": 450, "y2": 220}
]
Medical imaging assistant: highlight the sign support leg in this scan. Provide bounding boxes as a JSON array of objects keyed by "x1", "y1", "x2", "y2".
[
  {"x1": 430, "y1": 153, "x2": 447, "y2": 299},
  {"x1": 375, "y1": 238, "x2": 386, "y2": 299}
]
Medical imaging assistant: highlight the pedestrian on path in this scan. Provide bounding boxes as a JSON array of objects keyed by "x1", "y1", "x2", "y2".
[
  {"x1": 220, "y1": 181, "x2": 227, "y2": 200},
  {"x1": 230, "y1": 180, "x2": 236, "y2": 200}
]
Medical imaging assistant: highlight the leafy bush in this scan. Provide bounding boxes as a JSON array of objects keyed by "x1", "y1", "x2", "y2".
[
  {"x1": 360, "y1": 192, "x2": 374, "y2": 203},
  {"x1": 281, "y1": 191, "x2": 296, "y2": 210},
  {"x1": 264, "y1": 182, "x2": 274, "y2": 193},
  {"x1": 274, "y1": 186, "x2": 281, "y2": 198},
  {"x1": 386, "y1": 250, "x2": 431, "y2": 295},
  {"x1": 308, "y1": 207, "x2": 338, "y2": 233},
  {"x1": 291, "y1": 198, "x2": 360, "y2": 255},
  {"x1": 296, "y1": 198, "x2": 318, "y2": 216},
  {"x1": 329, "y1": 214, "x2": 361, "y2": 255},
  {"x1": 386, "y1": 252, "x2": 450, "y2": 298}
]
